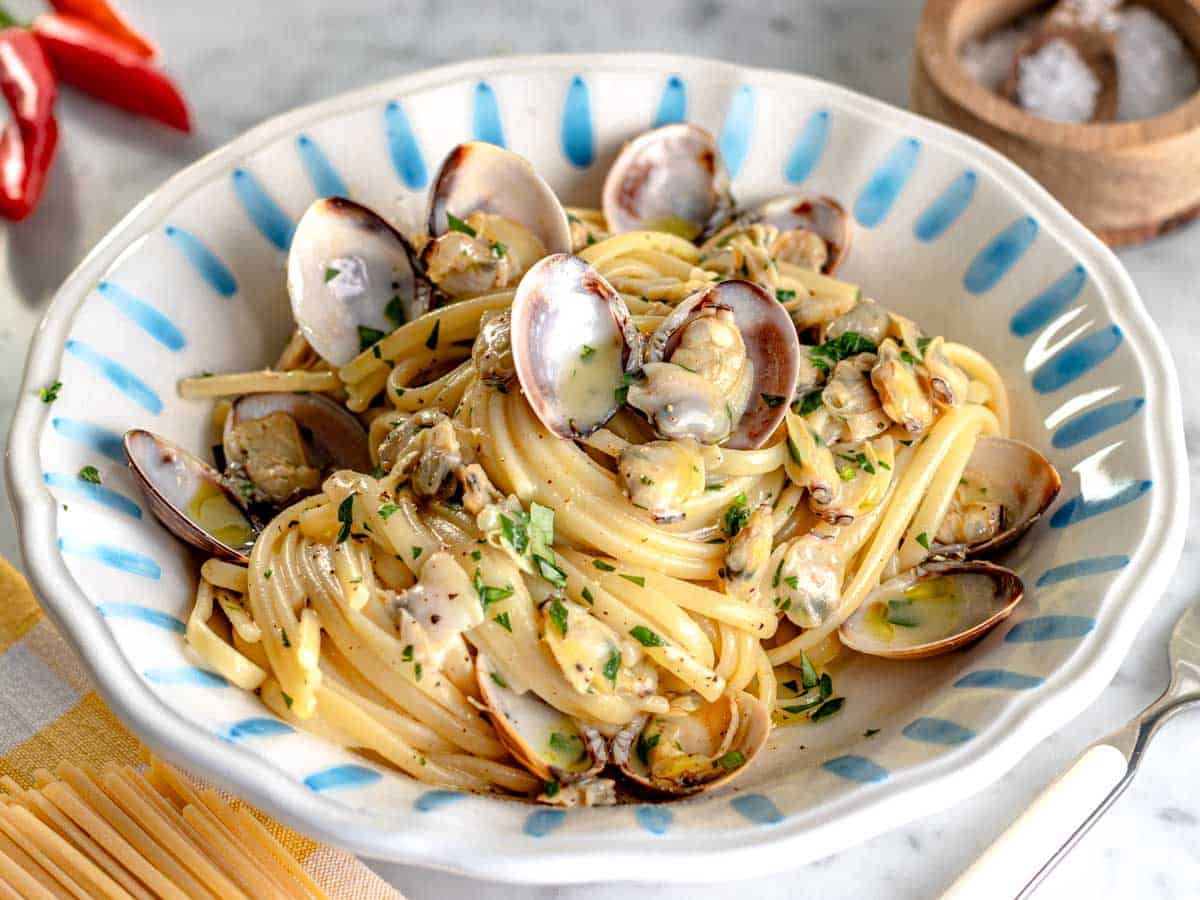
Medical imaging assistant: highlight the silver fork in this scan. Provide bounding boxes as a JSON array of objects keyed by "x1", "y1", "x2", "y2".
[{"x1": 941, "y1": 600, "x2": 1200, "y2": 899}]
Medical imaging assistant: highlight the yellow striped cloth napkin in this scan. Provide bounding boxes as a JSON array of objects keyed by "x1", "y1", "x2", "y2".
[{"x1": 0, "y1": 556, "x2": 404, "y2": 898}]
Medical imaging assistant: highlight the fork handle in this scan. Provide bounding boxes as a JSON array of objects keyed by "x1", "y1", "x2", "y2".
[{"x1": 940, "y1": 744, "x2": 1130, "y2": 900}]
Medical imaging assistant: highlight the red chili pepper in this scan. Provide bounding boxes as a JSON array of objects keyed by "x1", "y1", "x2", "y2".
[
  {"x1": 0, "y1": 28, "x2": 58, "y2": 221},
  {"x1": 47, "y1": 0, "x2": 156, "y2": 59},
  {"x1": 33, "y1": 14, "x2": 190, "y2": 133}
]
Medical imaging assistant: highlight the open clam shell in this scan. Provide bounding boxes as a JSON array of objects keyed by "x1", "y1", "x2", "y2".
[
  {"x1": 839, "y1": 561, "x2": 1024, "y2": 660},
  {"x1": 475, "y1": 652, "x2": 606, "y2": 784},
  {"x1": 124, "y1": 430, "x2": 257, "y2": 563},
  {"x1": 223, "y1": 391, "x2": 371, "y2": 476},
  {"x1": 740, "y1": 195, "x2": 851, "y2": 275},
  {"x1": 287, "y1": 197, "x2": 431, "y2": 366},
  {"x1": 612, "y1": 691, "x2": 768, "y2": 796},
  {"x1": 933, "y1": 436, "x2": 1062, "y2": 558},
  {"x1": 648, "y1": 279, "x2": 800, "y2": 449},
  {"x1": 426, "y1": 141, "x2": 572, "y2": 254},
  {"x1": 601, "y1": 123, "x2": 733, "y2": 240},
  {"x1": 510, "y1": 253, "x2": 641, "y2": 439}
]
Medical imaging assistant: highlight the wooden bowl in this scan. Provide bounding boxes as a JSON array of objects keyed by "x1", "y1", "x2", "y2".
[{"x1": 913, "y1": 0, "x2": 1200, "y2": 246}]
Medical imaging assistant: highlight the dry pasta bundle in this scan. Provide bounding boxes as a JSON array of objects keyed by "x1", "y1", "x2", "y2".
[
  {"x1": 0, "y1": 755, "x2": 333, "y2": 899},
  {"x1": 124, "y1": 125, "x2": 1062, "y2": 806}
]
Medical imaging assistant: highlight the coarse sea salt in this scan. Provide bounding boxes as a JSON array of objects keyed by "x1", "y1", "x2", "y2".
[
  {"x1": 961, "y1": 3, "x2": 1199, "y2": 122},
  {"x1": 1116, "y1": 6, "x2": 1199, "y2": 119},
  {"x1": 962, "y1": 22, "x2": 1036, "y2": 92},
  {"x1": 1016, "y1": 38, "x2": 1101, "y2": 123}
]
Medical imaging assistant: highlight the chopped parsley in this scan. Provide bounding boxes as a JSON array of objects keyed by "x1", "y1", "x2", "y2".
[
  {"x1": 809, "y1": 697, "x2": 844, "y2": 722},
  {"x1": 446, "y1": 213, "x2": 477, "y2": 237},
  {"x1": 592, "y1": 559, "x2": 616, "y2": 572},
  {"x1": 535, "y1": 554, "x2": 568, "y2": 589},
  {"x1": 629, "y1": 625, "x2": 663, "y2": 648},
  {"x1": 838, "y1": 466, "x2": 856, "y2": 482},
  {"x1": 716, "y1": 750, "x2": 745, "y2": 771},
  {"x1": 280, "y1": 628, "x2": 291, "y2": 648},
  {"x1": 499, "y1": 513, "x2": 529, "y2": 555},
  {"x1": 281, "y1": 692, "x2": 293, "y2": 709},
  {"x1": 581, "y1": 586, "x2": 595, "y2": 605},
  {"x1": 493, "y1": 611, "x2": 512, "y2": 632},
  {"x1": 547, "y1": 598, "x2": 569, "y2": 637},
  {"x1": 797, "y1": 389, "x2": 823, "y2": 416},
  {"x1": 775, "y1": 288, "x2": 796, "y2": 302},
  {"x1": 412, "y1": 546, "x2": 423, "y2": 560},
  {"x1": 636, "y1": 732, "x2": 660, "y2": 766},
  {"x1": 619, "y1": 573, "x2": 646, "y2": 587},
  {"x1": 336, "y1": 493, "x2": 355, "y2": 543},
  {"x1": 425, "y1": 319, "x2": 441, "y2": 350},
  {"x1": 915, "y1": 531, "x2": 931, "y2": 551},
  {"x1": 38, "y1": 380, "x2": 62, "y2": 403},
  {"x1": 809, "y1": 331, "x2": 877, "y2": 373},
  {"x1": 543, "y1": 779, "x2": 560, "y2": 798},
  {"x1": 863, "y1": 728, "x2": 881, "y2": 739},
  {"x1": 384, "y1": 295, "x2": 406, "y2": 327},
  {"x1": 723, "y1": 492, "x2": 750, "y2": 537},
  {"x1": 760, "y1": 393, "x2": 786, "y2": 408},
  {"x1": 799, "y1": 652, "x2": 819, "y2": 690},
  {"x1": 490, "y1": 671, "x2": 509, "y2": 688},
  {"x1": 77, "y1": 466, "x2": 101, "y2": 485},
  {"x1": 580, "y1": 344, "x2": 596, "y2": 359},
  {"x1": 917, "y1": 335, "x2": 932, "y2": 356},
  {"x1": 402, "y1": 644, "x2": 414, "y2": 662},
  {"x1": 886, "y1": 598, "x2": 920, "y2": 627},
  {"x1": 358, "y1": 325, "x2": 386, "y2": 351},
  {"x1": 491, "y1": 241, "x2": 508, "y2": 258},
  {"x1": 603, "y1": 650, "x2": 621, "y2": 686},
  {"x1": 473, "y1": 568, "x2": 514, "y2": 608},
  {"x1": 900, "y1": 350, "x2": 920, "y2": 366},
  {"x1": 323, "y1": 265, "x2": 339, "y2": 282},
  {"x1": 414, "y1": 662, "x2": 423, "y2": 681},
  {"x1": 264, "y1": 569, "x2": 272, "y2": 579},
  {"x1": 378, "y1": 503, "x2": 401, "y2": 520}
]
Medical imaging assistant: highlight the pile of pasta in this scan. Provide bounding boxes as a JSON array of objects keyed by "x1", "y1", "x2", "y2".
[
  {"x1": 0, "y1": 755, "x2": 329, "y2": 899},
  {"x1": 182, "y1": 220, "x2": 1010, "y2": 798}
]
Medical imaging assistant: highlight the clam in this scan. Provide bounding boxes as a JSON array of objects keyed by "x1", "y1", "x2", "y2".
[
  {"x1": 839, "y1": 561, "x2": 1024, "y2": 659},
  {"x1": 510, "y1": 253, "x2": 641, "y2": 439},
  {"x1": 602, "y1": 124, "x2": 733, "y2": 240},
  {"x1": 635, "y1": 280, "x2": 801, "y2": 449},
  {"x1": 287, "y1": 197, "x2": 431, "y2": 366},
  {"x1": 932, "y1": 437, "x2": 1062, "y2": 557},
  {"x1": 737, "y1": 195, "x2": 851, "y2": 275},
  {"x1": 223, "y1": 392, "x2": 371, "y2": 507},
  {"x1": 124, "y1": 430, "x2": 257, "y2": 563},
  {"x1": 475, "y1": 652, "x2": 606, "y2": 783},
  {"x1": 612, "y1": 691, "x2": 769, "y2": 796},
  {"x1": 426, "y1": 141, "x2": 572, "y2": 258}
]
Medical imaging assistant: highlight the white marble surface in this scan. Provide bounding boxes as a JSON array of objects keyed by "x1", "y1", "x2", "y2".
[{"x1": 0, "y1": 1, "x2": 1196, "y2": 897}]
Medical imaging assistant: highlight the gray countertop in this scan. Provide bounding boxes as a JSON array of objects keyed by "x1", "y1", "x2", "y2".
[{"x1": 1, "y1": 1, "x2": 1197, "y2": 897}]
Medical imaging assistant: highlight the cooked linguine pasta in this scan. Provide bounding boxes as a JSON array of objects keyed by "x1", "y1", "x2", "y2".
[{"x1": 127, "y1": 125, "x2": 1059, "y2": 805}]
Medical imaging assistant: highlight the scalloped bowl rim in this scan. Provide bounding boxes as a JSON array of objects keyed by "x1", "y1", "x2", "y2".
[{"x1": 5, "y1": 53, "x2": 1189, "y2": 884}]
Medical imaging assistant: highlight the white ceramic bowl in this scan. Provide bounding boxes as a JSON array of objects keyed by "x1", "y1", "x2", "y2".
[{"x1": 6, "y1": 54, "x2": 1188, "y2": 884}]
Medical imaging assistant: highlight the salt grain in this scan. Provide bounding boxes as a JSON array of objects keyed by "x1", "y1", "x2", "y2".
[
  {"x1": 1017, "y1": 38, "x2": 1101, "y2": 123},
  {"x1": 1052, "y1": 0, "x2": 1121, "y2": 31},
  {"x1": 962, "y1": 23, "x2": 1035, "y2": 92},
  {"x1": 1116, "y1": 6, "x2": 1199, "y2": 120}
]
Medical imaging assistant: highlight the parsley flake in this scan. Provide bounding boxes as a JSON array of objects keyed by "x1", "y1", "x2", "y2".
[
  {"x1": 446, "y1": 213, "x2": 477, "y2": 237},
  {"x1": 629, "y1": 625, "x2": 663, "y2": 647},
  {"x1": 77, "y1": 466, "x2": 101, "y2": 485},
  {"x1": 336, "y1": 493, "x2": 355, "y2": 543},
  {"x1": 38, "y1": 380, "x2": 62, "y2": 403}
]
